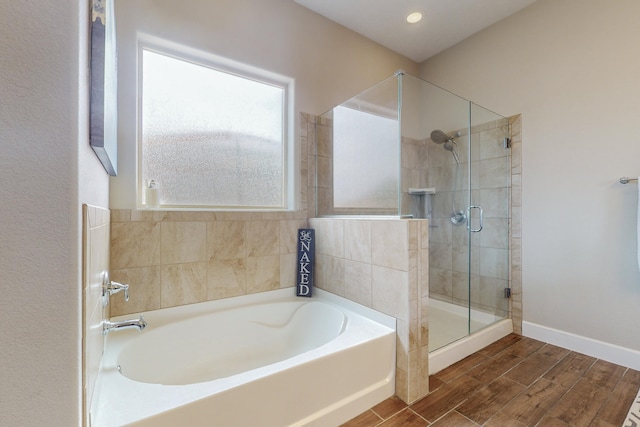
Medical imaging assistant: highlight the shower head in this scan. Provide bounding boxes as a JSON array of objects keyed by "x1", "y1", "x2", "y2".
[
  {"x1": 431, "y1": 129, "x2": 460, "y2": 164},
  {"x1": 430, "y1": 129, "x2": 454, "y2": 144},
  {"x1": 445, "y1": 140, "x2": 460, "y2": 164}
]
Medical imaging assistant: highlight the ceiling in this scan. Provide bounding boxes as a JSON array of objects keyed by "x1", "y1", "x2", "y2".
[{"x1": 294, "y1": 0, "x2": 537, "y2": 63}]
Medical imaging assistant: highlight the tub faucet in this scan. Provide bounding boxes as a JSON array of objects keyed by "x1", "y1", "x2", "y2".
[{"x1": 103, "y1": 316, "x2": 147, "y2": 335}]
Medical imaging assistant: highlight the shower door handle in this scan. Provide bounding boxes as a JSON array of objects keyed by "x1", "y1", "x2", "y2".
[{"x1": 467, "y1": 206, "x2": 483, "y2": 232}]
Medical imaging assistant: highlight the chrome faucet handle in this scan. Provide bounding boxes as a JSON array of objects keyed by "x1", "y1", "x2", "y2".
[
  {"x1": 101, "y1": 271, "x2": 131, "y2": 306},
  {"x1": 108, "y1": 281, "x2": 130, "y2": 302}
]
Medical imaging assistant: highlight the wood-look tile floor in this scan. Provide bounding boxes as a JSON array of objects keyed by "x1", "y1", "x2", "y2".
[{"x1": 342, "y1": 334, "x2": 640, "y2": 427}]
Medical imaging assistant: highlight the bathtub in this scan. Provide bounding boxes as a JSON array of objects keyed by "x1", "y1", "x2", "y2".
[{"x1": 91, "y1": 288, "x2": 396, "y2": 427}]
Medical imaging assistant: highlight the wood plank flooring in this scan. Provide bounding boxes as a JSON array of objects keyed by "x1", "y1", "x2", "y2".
[{"x1": 342, "y1": 334, "x2": 640, "y2": 427}]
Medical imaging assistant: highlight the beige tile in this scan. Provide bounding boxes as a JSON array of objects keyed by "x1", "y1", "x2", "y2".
[
  {"x1": 316, "y1": 155, "x2": 332, "y2": 189},
  {"x1": 511, "y1": 174, "x2": 522, "y2": 207},
  {"x1": 479, "y1": 276, "x2": 509, "y2": 313},
  {"x1": 430, "y1": 242, "x2": 452, "y2": 270},
  {"x1": 279, "y1": 220, "x2": 308, "y2": 254},
  {"x1": 161, "y1": 262, "x2": 207, "y2": 308},
  {"x1": 372, "y1": 220, "x2": 408, "y2": 271},
  {"x1": 111, "y1": 221, "x2": 161, "y2": 269},
  {"x1": 429, "y1": 267, "x2": 452, "y2": 301},
  {"x1": 372, "y1": 265, "x2": 408, "y2": 319},
  {"x1": 481, "y1": 218, "x2": 509, "y2": 249},
  {"x1": 207, "y1": 220, "x2": 246, "y2": 260},
  {"x1": 408, "y1": 349, "x2": 421, "y2": 402},
  {"x1": 512, "y1": 206, "x2": 522, "y2": 238},
  {"x1": 316, "y1": 122, "x2": 332, "y2": 157},
  {"x1": 395, "y1": 367, "x2": 409, "y2": 404},
  {"x1": 246, "y1": 220, "x2": 280, "y2": 257},
  {"x1": 316, "y1": 187, "x2": 333, "y2": 216},
  {"x1": 89, "y1": 225, "x2": 110, "y2": 304},
  {"x1": 245, "y1": 255, "x2": 280, "y2": 294},
  {"x1": 311, "y1": 218, "x2": 344, "y2": 258},
  {"x1": 344, "y1": 220, "x2": 371, "y2": 263},
  {"x1": 110, "y1": 266, "x2": 161, "y2": 316},
  {"x1": 479, "y1": 127, "x2": 509, "y2": 160},
  {"x1": 408, "y1": 221, "x2": 419, "y2": 250},
  {"x1": 161, "y1": 222, "x2": 207, "y2": 265},
  {"x1": 131, "y1": 210, "x2": 169, "y2": 222},
  {"x1": 207, "y1": 258, "x2": 246, "y2": 300},
  {"x1": 480, "y1": 247, "x2": 509, "y2": 280},
  {"x1": 280, "y1": 253, "x2": 297, "y2": 288},
  {"x1": 344, "y1": 259, "x2": 372, "y2": 307},
  {"x1": 315, "y1": 254, "x2": 345, "y2": 296},
  {"x1": 480, "y1": 188, "x2": 509, "y2": 218},
  {"x1": 110, "y1": 208, "x2": 131, "y2": 223}
]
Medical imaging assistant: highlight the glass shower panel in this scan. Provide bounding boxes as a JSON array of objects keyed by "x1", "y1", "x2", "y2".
[
  {"x1": 316, "y1": 76, "x2": 400, "y2": 216},
  {"x1": 469, "y1": 103, "x2": 511, "y2": 334},
  {"x1": 399, "y1": 74, "x2": 474, "y2": 352}
]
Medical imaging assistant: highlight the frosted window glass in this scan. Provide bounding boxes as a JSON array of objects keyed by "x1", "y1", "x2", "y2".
[
  {"x1": 333, "y1": 106, "x2": 398, "y2": 208},
  {"x1": 141, "y1": 50, "x2": 284, "y2": 208}
]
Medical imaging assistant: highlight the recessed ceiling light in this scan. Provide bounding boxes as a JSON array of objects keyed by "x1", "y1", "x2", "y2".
[{"x1": 406, "y1": 11, "x2": 423, "y2": 24}]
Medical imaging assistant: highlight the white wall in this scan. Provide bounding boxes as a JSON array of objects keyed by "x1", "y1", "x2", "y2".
[
  {"x1": 110, "y1": 0, "x2": 417, "y2": 208},
  {"x1": 0, "y1": 0, "x2": 109, "y2": 425},
  {"x1": 420, "y1": 0, "x2": 640, "y2": 352}
]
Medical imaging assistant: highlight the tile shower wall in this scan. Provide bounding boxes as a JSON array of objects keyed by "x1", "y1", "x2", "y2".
[
  {"x1": 82, "y1": 204, "x2": 110, "y2": 426},
  {"x1": 509, "y1": 115, "x2": 523, "y2": 334},
  {"x1": 309, "y1": 217, "x2": 430, "y2": 404},
  {"x1": 108, "y1": 113, "x2": 314, "y2": 316}
]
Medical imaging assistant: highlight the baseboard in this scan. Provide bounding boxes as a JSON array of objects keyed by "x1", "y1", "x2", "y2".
[{"x1": 523, "y1": 321, "x2": 640, "y2": 371}]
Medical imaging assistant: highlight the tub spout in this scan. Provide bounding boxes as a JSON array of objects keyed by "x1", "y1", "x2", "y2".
[{"x1": 103, "y1": 315, "x2": 147, "y2": 335}]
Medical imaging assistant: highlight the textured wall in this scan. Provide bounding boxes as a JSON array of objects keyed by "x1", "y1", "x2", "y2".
[
  {"x1": 420, "y1": 0, "x2": 640, "y2": 351},
  {"x1": 1, "y1": 0, "x2": 109, "y2": 425}
]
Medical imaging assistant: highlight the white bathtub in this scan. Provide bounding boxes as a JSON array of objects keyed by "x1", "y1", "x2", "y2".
[{"x1": 91, "y1": 288, "x2": 396, "y2": 427}]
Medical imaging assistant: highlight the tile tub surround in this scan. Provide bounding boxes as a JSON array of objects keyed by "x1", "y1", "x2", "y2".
[
  {"x1": 82, "y1": 204, "x2": 110, "y2": 426},
  {"x1": 309, "y1": 217, "x2": 430, "y2": 404},
  {"x1": 109, "y1": 212, "x2": 309, "y2": 316}
]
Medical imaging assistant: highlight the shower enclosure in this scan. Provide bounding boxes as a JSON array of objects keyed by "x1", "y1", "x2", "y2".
[{"x1": 315, "y1": 71, "x2": 512, "y2": 353}]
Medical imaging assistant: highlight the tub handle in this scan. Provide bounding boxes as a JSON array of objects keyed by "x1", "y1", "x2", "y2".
[
  {"x1": 102, "y1": 272, "x2": 130, "y2": 307},
  {"x1": 109, "y1": 281, "x2": 129, "y2": 301}
]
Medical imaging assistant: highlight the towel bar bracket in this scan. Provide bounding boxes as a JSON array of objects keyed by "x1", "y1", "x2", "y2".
[{"x1": 619, "y1": 177, "x2": 638, "y2": 184}]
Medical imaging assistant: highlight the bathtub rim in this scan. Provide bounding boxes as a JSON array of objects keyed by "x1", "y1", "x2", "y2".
[{"x1": 110, "y1": 287, "x2": 395, "y2": 330}]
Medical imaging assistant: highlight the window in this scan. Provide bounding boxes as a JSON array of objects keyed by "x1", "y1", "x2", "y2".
[
  {"x1": 139, "y1": 44, "x2": 293, "y2": 209},
  {"x1": 333, "y1": 106, "x2": 399, "y2": 209}
]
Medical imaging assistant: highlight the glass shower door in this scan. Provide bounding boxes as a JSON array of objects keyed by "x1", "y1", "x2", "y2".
[{"x1": 468, "y1": 103, "x2": 511, "y2": 334}]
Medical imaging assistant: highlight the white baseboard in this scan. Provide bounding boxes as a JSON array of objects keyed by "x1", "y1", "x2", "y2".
[{"x1": 523, "y1": 321, "x2": 640, "y2": 371}]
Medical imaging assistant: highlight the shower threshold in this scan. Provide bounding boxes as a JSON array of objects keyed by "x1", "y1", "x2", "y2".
[{"x1": 428, "y1": 299, "x2": 513, "y2": 375}]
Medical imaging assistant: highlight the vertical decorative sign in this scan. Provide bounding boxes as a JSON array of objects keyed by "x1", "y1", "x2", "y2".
[{"x1": 296, "y1": 229, "x2": 315, "y2": 297}]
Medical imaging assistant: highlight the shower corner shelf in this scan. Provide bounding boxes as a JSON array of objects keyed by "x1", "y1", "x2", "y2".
[{"x1": 408, "y1": 187, "x2": 436, "y2": 195}]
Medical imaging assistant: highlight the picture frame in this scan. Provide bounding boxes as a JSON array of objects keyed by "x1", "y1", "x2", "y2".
[{"x1": 90, "y1": 0, "x2": 118, "y2": 176}]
